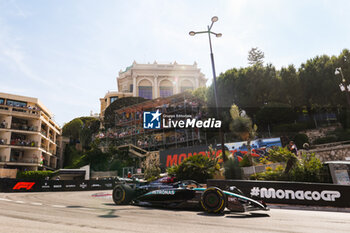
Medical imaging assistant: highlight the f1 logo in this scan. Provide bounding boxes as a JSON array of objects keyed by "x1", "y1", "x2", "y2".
[
  {"x1": 143, "y1": 110, "x2": 161, "y2": 129},
  {"x1": 13, "y1": 182, "x2": 35, "y2": 190}
]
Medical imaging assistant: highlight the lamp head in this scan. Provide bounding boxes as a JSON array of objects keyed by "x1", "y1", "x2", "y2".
[
  {"x1": 189, "y1": 31, "x2": 196, "y2": 36},
  {"x1": 216, "y1": 33, "x2": 222, "y2": 38},
  {"x1": 211, "y1": 16, "x2": 218, "y2": 22}
]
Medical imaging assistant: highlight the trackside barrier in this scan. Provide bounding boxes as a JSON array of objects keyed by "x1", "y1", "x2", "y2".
[
  {"x1": 207, "y1": 179, "x2": 350, "y2": 208},
  {"x1": 0, "y1": 178, "x2": 115, "y2": 192}
]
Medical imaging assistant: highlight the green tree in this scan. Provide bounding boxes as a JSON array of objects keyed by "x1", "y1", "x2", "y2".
[
  {"x1": 62, "y1": 117, "x2": 100, "y2": 147},
  {"x1": 192, "y1": 86, "x2": 208, "y2": 103},
  {"x1": 62, "y1": 118, "x2": 83, "y2": 141},
  {"x1": 279, "y1": 65, "x2": 302, "y2": 108},
  {"x1": 248, "y1": 47, "x2": 265, "y2": 66}
]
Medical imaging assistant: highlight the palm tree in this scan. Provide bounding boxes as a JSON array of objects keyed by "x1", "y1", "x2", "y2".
[{"x1": 229, "y1": 105, "x2": 257, "y2": 165}]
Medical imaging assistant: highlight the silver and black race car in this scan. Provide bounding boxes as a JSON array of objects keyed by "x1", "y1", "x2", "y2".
[{"x1": 112, "y1": 177, "x2": 269, "y2": 214}]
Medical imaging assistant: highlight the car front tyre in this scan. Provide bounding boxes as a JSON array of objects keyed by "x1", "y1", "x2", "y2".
[{"x1": 200, "y1": 187, "x2": 227, "y2": 214}]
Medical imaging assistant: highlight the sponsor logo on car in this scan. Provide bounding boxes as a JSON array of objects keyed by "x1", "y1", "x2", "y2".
[
  {"x1": 250, "y1": 187, "x2": 341, "y2": 202},
  {"x1": 149, "y1": 190, "x2": 175, "y2": 195}
]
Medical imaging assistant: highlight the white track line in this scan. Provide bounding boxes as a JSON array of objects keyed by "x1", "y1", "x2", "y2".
[
  {"x1": 15, "y1": 200, "x2": 25, "y2": 204},
  {"x1": 0, "y1": 198, "x2": 12, "y2": 202},
  {"x1": 51, "y1": 205, "x2": 66, "y2": 208},
  {"x1": 30, "y1": 202, "x2": 43, "y2": 206}
]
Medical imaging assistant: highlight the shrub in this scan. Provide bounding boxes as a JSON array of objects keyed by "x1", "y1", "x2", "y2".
[
  {"x1": 17, "y1": 171, "x2": 54, "y2": 180},
  {"x1": 166, "y1": 154, "x2": 219, "y2": 183},
  {"x1": 239, "y1": 155, "x2": 252, "y2": 167},
  {"x1": 335, "y1": 129, "x2": 350, "y2": 141},
  {"x1": 224, "y1": 157, "x2": 242, "y2": 179},
  {"x1": 293, "y1": 133, "x2": 309, "y2": 149},
  {"x1": 268, "y1": 147, "x2": 292, "y2": 163},
  {"x1": 142, "y1": 152, "x2": 161, "y2": 181},
  {"x1": 313, "y1": 136, "x2": 337, "y2": 145},
  {"x1": 250, "y1": 153, "x2": 331, "y2": 183}
]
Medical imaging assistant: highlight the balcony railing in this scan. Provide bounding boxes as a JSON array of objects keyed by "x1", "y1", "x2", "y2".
[
  {"x1": 9, "y1": 157, "x2": 39, "y2": 163},
  {"x1": 41, "y1": 130, "x2": 47, "y2": 137},
  {"x1": 0, "y1": 104, "x2": 40, "y2": 116},
  {"x1": 9, "y1": 139, "x2": 38, "y2": 147},
  {"x1": 11, "y1": 125, "x2": 38, "y2": 132}
]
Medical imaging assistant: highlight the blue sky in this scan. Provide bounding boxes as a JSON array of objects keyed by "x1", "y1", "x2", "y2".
[{"x1": 1, "y1": 0, "x2": 349, "y2": 126}]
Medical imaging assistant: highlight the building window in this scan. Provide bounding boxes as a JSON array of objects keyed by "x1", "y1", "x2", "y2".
[
  {"x1": 159, "y1": 86, "x2": 173, "y2": 98},
  {"x1": 110, "y1": 96, "x2": 119, "y2": 103},
  {"x1": 0, "y1": 98, "x2": 4, "y2": 105},
  {"x1": 6, "y1": 99, "x2": 27, "y2": 108},
  {"x1": 181, "y1": 86, "x2": 193, "y2": 92},
  {"x1": 139, "y1": 86, "x2": 152, "y2": 99},
  {"x1": 130, "y1": 84, "x2": 133, "y2": 92}
]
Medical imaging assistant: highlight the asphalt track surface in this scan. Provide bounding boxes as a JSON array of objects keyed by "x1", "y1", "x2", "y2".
[{"x1": 0, "y1": 191, "x2": 349, "y2": 233}]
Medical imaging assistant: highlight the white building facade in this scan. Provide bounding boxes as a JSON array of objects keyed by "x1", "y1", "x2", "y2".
[{"x1": 117, "y1": 61, "x2": 207, "y2": 99}]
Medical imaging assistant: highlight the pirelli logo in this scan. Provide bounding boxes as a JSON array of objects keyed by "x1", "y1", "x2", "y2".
[{"x1": 13, "y1": 182, "x2": 35, "y2": 190}]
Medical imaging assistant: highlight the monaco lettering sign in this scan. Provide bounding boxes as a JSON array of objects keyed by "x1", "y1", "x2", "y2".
[
  {"x1": 160, "y1": 145, "x2": 221, "y2": 168},
  {"x1": 207, "y1": 180, "x2": 350, "y2": 208},
  {"x1": 250, "y1": 187, "x2": 341, "y2": 202}
]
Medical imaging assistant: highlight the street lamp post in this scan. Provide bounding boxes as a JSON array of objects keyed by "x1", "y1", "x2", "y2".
[
  {"x1": 189, "y1": 16, "x2": 226, "y2": 161},
  {"x1": 335, "y1": 67, "x2": 350, "y2": 107}
]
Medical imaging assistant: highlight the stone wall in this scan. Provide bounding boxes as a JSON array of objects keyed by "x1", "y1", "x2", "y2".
[
  {"x1": 300, "y1": 125, "x2": 339, "y2": 143},
  {"x1": 300, "y1": 144, "x2": 350, "y2": 161}
]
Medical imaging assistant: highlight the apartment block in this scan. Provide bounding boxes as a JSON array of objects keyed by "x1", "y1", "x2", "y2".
[{"x1": 0, "y1": 92, "x2": 63, "y2": 171}]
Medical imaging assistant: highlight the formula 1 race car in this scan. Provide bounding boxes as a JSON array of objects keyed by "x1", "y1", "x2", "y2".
[{"x1": 112, "y1": 177, "x2": 269, "y2": 214}]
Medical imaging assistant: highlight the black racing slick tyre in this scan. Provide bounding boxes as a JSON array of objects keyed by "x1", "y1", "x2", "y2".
[
  {"x1": 201, "y1": 187, "x2": 227, "y2": 213},
  {"x1": 112, "y1": 184, "x2": 134, "y2": 205}
]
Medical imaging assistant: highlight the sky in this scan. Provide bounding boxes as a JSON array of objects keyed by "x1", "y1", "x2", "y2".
[{"x1": 0, "y1": 0, "x2": 350, "y2": 126}]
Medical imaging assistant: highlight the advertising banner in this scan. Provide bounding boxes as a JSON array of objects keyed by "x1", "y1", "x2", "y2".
[
  {"x1": 160, "y1": 145, "x2": 217, "y2": 168},
  {"x1": 208, "y1": 179, "x2": 350, "y2": 208},
  {"x1": 159, "y1": 137, "x2": 282, "y2": 168},
  {"x1": 0, "y1": 179, "x2": 115, "y2": 193}
]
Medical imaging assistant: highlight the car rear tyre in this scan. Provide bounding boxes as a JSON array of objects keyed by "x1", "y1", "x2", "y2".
[
  {"x1": 112, "y1": 184, "x2": 134, "y2": 205},
  {"x1": 201, "y1": 187, "x2": 226, "y2": 213}
]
